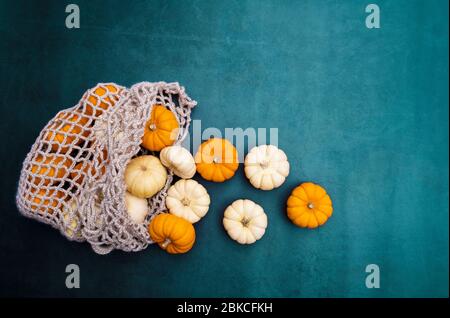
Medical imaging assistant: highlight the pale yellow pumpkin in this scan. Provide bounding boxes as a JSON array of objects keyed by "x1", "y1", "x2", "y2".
[
  {"x1": 61, "y1": 199, "x2": 82, "y2": 239},
  {"x1": 125, "y1": 191, "x2": 149, "y2": 224},
  {"x1": 124, "y1": 155, "x2": 167, "y2": 198}
]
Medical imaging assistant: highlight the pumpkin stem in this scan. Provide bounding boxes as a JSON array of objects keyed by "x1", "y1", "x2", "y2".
[
  {"x1": 213, "y1": 157, "x2": 220, "y2": 164},
  {"x1": 95, "y1": 191, "x2": 104, "y2": 203},
  {"x1": 161, "y1": 238, "x2": 171, "y2": 249},
  {"x1": 307, "y1": 203, "x2": 315, "y2": 209},
  {"x1": 149, "y1": 123, "x2": 157, "y2": 131},
  {"x1": 181, "y1": 197, "x2": 190, "y2": 206},
  {"x1": 260, "y1": 160, "x2": 270, "y2": 169},
  {"x1": 241, "y1": 217, "x2": 250, "y2": 227}
]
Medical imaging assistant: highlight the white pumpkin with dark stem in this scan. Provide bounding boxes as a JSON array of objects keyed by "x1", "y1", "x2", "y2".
[
  {"x1": 160, "y1": 145, "x2": 196, "y2": 179},
  {"x1": 166, "y1": 179, "x2": 210, "y2": 223},
  {"x1": 223, "y1": 199, "x2": 268, "y2": 244},
  {"x1": 244, "y1": 145, "x2": 289, "y2": 190}
]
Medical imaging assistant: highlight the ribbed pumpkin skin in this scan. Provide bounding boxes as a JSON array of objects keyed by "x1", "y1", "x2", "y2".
[
  {"x1": 124, "y1": 155, "x2": 167, "y2": 199},
  {"x1": 166, "y1": 179, "x2": 210, "y2": 223},
  {"x1": 160, "y1": 145, "x2": 196, "y2": 179},
  {"x1": 286, "y1": 182, "x2": 333, "y2": 229},
  {"x1": 142, "y1": 105, "x2": 179, "y2": 151},
  {"x1": 244, "y1": 145, "x2": 290, "y2": 190},
  {"x1": 223, "y1": 199, "x2": 268, "y2": 244},
  {"x1": 148, "y1": 213, "x2": 196, "y2": 254},
  {"x1": 195, "y1": 138, "x2": 239, "y2": 182}
]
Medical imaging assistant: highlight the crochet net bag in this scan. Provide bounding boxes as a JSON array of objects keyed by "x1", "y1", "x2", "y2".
[{"x1": 16, "y1": 82, "x2": 197, "y2": 254}]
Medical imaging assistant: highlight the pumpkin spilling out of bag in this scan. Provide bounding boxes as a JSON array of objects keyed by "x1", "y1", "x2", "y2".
[
  {"x1": 148, "y1": 213, "x2": 196, "y2": 254},
  {"x1": 142, "y1": 105, "x2": 180, "y2": 152},
  {"x1": 16, "y1": 80, "x2": 335, "y2": 256},
  {"x1": 16, "y1": 82, "x2": 197, "y2": 254}
]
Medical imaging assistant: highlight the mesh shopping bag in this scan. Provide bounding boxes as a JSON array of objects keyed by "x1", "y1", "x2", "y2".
[{"x1": 16, "y1": 82, "x2": 197, "y2": 254}]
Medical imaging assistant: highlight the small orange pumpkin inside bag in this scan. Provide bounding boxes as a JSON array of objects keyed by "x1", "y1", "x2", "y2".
[
  {"x1": 82, "y1": 84, "x2": 123, "y2": 117},
  {"x1": 29, "y1": 153, "x2": 73, "y2": 185},
  {"x1": 27, "y1": 187, "x2": 66, "y2": 215},
  {"x1": 44, "y1": 111, "x2": 90, "y2": 153},
  {"x1": 70, "y1": 149, "x2": 108, "y2": 185}
]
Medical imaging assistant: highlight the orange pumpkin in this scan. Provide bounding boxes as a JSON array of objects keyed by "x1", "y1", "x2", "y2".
[
  {"x1": 70, "y1": 162, "x2": 106, "y2": 185},
  {"x1": 44, "y1": 111, "x2": 90, "y2": 153},
  {"x1": 148, "y1": 213, "x2": 195, "y2": 254},
  {"x1": 30, "y1": 153, "x2": 73, "y2": 185},
  {"x1": 141, "y1": 105, "x2": 179, "y2": 151},
  {"x1": 195, "y1": 138, "x2": 239, "y2": 182},
  {"x1": 27, "y1": 187, "x2": 65, "y2": 215},
  {"x1": 286, "y1": 182, "x2": 333, "y2": 228},
  {"x1": 70, "y1": 149, "x2": 108, "y2": 185},
  {"x1": 82, "y1": 84, "x2": 122, "y2": 117}
]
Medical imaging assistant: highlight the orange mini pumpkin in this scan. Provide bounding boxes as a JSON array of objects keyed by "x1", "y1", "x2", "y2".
[
  {"x1": 148, "y1": 213, "x2": 195, "y2": 254},
  {"x1": 70, "y1": 149, "x2": 108, "y2": 185},
  {"x1": 44, "y1": 111, "x2": 90, "y2": 153},
  {"x1": 82, "y1": 83, "x2": 122, "y2": 117},
  {"x1": 286, "y1": 182, "x2": 333, "y2": 228},
  {"x1": 141, "y1": 105, "x2": 179, "y2": 151},
  {"x1": 195, "y1": 138, "x2": 239, "y2": 182},
  {"x1": 70, "y1": 161, "x2": 106, "y2": 185},
  {"x1": 30, "y1": 153, "x2": 73, "y2": 185},
  {"x1": 27, "y1": 187, "x2": 65, "y2": 215}
]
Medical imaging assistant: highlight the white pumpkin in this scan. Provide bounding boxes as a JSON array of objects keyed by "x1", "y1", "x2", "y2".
[
  {"x1": 124, "y1": 155, "x2": 167, "y2": 198},
  {"x1": 62, "y1": 199, "x2": 82, "y2": 238},
  {"x1": 223, "y1": 199, "x2": 268, "y2": 244},
  {"x1": 166, "y1": 179, "x2": 210, "y2": 223},
  {"x1": 244, "y1": 145, "x2": 290, "y2": 190},
  {"x1": 62, "y1": 196, "x2": 104, "y2": 236},
  {"x1": 93, "y1": 117, "x2": 125, "y2": 143},
  {"x1": 160, "y1": 146, "x2": 196, "y2": 179},
  {"x1": 125, "y1": 191, "x2": 149, "y2": 223}
]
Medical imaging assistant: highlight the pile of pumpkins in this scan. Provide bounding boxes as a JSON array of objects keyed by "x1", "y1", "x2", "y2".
[
  {"x1": 125, "y1": 115, "x2": 334, "y2": 254},
  {"x1": 26, "y1": 84, "x2": 123, "y2": 218},
  {"x1": 26, "y1": 83, "x2": 333, "y2": 254}
]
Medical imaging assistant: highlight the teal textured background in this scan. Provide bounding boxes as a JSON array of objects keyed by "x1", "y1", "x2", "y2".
[{"x1": 0, "y1": 0, "x2": 448, "y2": 297}]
